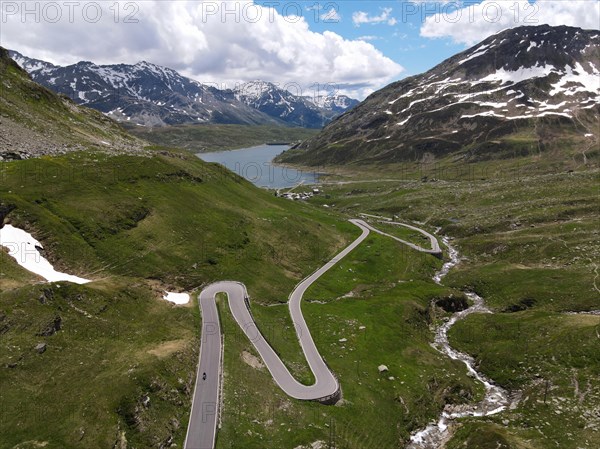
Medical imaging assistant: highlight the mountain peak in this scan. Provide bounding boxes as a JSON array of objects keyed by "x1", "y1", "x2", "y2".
[
  {"x1": 279, "y1": 25, "x2": 599, "y2": 166},
  {"x1": 8, "y1": 49, "x2": 57, "y2": 74},
  {"x1": 10, "y1": 52, "x2": 357, "y2": 128}
]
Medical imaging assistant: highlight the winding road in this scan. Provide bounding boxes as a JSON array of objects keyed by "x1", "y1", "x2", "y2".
[
  {"x1": 360, "y1": 220, "x2": 441, "y2": 256},
  {"x1": 184, "y1": 218, "x2": 438, "y2": 449}
]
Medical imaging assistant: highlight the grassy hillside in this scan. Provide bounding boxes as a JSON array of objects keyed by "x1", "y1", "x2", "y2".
[
  {"x1": 0, "y1": 46, "x2": 475, "y2": 449},
  {"x1": 127, "y1": 123, "x2": 318, "y2": 153},
  {"x1": 215, "y1": 232, "x2": 484, "y2": 449},
  {"x1": 277, "y1": 117, "x2": 599, "y2": 177},
  {"x1": 0, "y1": 149, "x2": 356, "y2": 448},
  {"x1": 0, "y1": 149, "x2": 490, "y2": 449},
  {"x1": 296, "y1": 168, "x2": 599, "y2": 449},
  {"x1": 2, "y1": 44, "x2": 597, "y2": 449}
]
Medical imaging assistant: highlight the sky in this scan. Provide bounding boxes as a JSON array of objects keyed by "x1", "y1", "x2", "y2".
[{"x1": 1, "y1": 1, "x2": 599, "y2": 99}]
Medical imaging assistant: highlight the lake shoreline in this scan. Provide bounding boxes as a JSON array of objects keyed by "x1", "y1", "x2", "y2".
[{"x1": 197, "y1": 144, "x2": 324, "y2": 189}]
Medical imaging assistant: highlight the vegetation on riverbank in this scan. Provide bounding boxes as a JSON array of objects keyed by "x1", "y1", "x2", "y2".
[{"x1": 295, "y1": 167, "x2": 599, "y2": 449}]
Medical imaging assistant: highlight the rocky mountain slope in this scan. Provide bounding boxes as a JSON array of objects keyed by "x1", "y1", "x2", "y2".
[
  {"x1": 279, "y1": 25, "x2": 599, "y2": 166},
  {"x1": 9, "y1": 52, "x2": 357, "y2": 128},
  {"x1": 0, "y1": 47, "x2": 144, "y2": 160},
  {"x1": 9, "y1": 51, "x2": 280, "y2": 128},
  {"x1": 305, "y1": 93, "x2": 360, "y2": 115},
  {"x1": 234, "y1": 81, "x2": 359, "y2": 128}
]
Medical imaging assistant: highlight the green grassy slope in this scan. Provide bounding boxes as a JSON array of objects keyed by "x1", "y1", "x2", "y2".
[
  {"x1": 299, "y1": 168, "x2": 599, "y2": 449},
  {"x1": 215, "y1": 233, "x2": 484, "y2": 449},
  {"x1": 0, "y1": 54, "x2": 347, "y2": 445},
  {"x1": 1, "y1": 46, "x2": 469, "y2": 449},
  {"x1": 0, "y1": 149, "x2": 354, "y2": 448},
  {"x1": 2, "y1": 44, "x2": 597, "y2": 449},
  {"x1": 0, "y1": 150, "x2": 348, "y2": 299}
]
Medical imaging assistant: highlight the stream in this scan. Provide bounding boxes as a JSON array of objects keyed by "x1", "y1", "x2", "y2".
[{"x1": 407, "y1": 237, "x2": 513, "y2": 448}]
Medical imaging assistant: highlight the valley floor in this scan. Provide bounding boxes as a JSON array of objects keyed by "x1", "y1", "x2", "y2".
[{"x1": 1, "y1": 150, "x2": 598, "y2": 449}]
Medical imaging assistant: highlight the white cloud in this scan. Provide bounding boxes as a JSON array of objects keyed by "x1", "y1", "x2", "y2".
[
  {"x1": 357, "y1": 35, "x2": 380, "y2": 41},
  {"x1": 420, "y1": 0, "x2": 600, "y2": 45},
  {"x1": 353, "y1": 7, "x2": 397, "y2": 26},
  {"x1": 0, "y1": 1, "x2": 403, "y2": 99}
]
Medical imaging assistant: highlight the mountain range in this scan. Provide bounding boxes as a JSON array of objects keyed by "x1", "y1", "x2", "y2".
[
  {"x1": 0, "y1": 47, "x2": 143, "y2": 160},
  {"x1": 278, "y1": 25, "x2": 599, "y2": 166},
  {"x1": 8, "y1": 51, "x2": 358, "y2": 129},
  {"x1": 233, "y1": 80, "x2": 359, "y2": 129}
]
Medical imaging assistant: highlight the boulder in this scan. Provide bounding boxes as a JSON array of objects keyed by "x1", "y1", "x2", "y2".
[
  {"x1": 38, "y1": 288, "x2": 54, "y2": 304},
  {"x1": 0, "y1": 203, "x2": 15, "y2": 228},
  {"x1": 37, "y1": 315, "x2": 62, "y2": 336}
]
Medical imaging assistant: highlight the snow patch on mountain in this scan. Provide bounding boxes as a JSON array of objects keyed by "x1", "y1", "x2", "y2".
[
  {"x1": 284, "y1": 25, "x2": 600, "y2": 166},
  {"x1": 479, "y1": 64, "x2": 558, "y2": 84},
  {"x1": 458, "y1": 43, "x2": 493, "y2": 65},
  {"x1": 550, "y1": 62, "x2": 600, "y2": 96}
]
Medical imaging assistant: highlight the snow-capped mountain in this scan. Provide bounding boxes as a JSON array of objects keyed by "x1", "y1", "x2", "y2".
[
  {"x1": 0, "y1": 47, "x2": 144, "y2": 160},
  {"x1": 233, "y1": 81, "x2": 356, "y2": 128},
  {"x1": 9, "y1": 52, "x2": 57, "y2": 74},
  {"x1": 9, "y1": 51, "x2": 279, "y2": 127},
  {"x1": 8, "y1": 52, "x2": 357, "y2": 128},
  {"x1": 280, "y1": 25, "x2": 599, "y2": 166},
  {"x1": 304, "y1": 94, "x2": 360, "y2": 115}
]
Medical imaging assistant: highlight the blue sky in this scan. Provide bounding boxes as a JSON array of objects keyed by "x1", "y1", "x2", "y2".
[
  {"x1": 258, "y1": 1, "x2": 470, "y2": 77},
  {"x1": 257, "y1": 0, "x2": 599, "y2": 78},
  {"x1": 2, "y1": 1, "x2": 598, "y2": 99}
]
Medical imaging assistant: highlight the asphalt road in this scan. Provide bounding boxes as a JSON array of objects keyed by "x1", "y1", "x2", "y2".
[
  {"x1": 184, "y1": 218, "x2": 438, "y2": 449},
  {"x1": 358, "y1": 216, "x2": 442, "y2": 255},
  {"x1": 184, "y1": 283, "x2": 223, "y2": 449}
]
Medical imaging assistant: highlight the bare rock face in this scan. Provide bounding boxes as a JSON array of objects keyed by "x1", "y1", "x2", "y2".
[{"x1": 35, "y1": 342, "x2": 47, "y2": 354}]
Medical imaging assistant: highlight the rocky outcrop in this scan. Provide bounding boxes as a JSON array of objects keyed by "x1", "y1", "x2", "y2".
[
  {"x1": 36, "y1": 316, "x2": 62, "y2": 337},
  {"x1": 0, "y1": 204, "x2": 14, "y2": 228}
]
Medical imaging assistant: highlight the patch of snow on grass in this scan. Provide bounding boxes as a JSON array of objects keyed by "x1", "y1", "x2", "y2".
[
  {"x1": 163, "y1": 291, "x2": 190, "y2": 304},
  {"x1": 0, "y1": 225, "x2": 91, "y2": 284}
]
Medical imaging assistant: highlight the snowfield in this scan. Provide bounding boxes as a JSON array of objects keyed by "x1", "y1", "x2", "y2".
[{"x1": 0, "y1": 225, "x2": 91, "y2": 284}]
